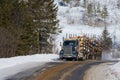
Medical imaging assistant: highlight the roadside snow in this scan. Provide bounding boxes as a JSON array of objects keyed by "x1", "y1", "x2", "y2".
[
  {"x1": 111, "y1": 62, "x2": 120, "y2": 73},
  {"x1": 84, "y1": 63, "x2": 112, "y2": 80},
  {"x1": 0, "y1": 54, "x2": 59, "y2": 80},
  {"x1": 84, "y1": 62, "x2": 120, "y2": 80},
  {"x1": 105, "y1": 62, "x2": 120, "y2": 80},
  {"x1": 0, "y1": 54, "x2": 59, "y2": 69}
]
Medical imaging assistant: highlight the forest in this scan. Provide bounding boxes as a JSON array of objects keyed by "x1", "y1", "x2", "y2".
[{"x1": 0, "y1": 0, "x2": 61, "y2": 58}]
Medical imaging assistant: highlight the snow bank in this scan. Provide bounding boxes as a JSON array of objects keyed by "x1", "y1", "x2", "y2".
[
  {"x1": 0, "y1": 54, "x2": 59, "y2": 80},
  {"x1": 105, "y1": 62, "x2": 120, "y2": 80},
  {"x1": 0, "y1": 62, "x2": 45, "y2": 80},
  {"x1": 0, "y1": 54, "x2": 59, "y2": 69},
  {"x1": 111, "y1": 62, "x2": 120, "y2": 73}
]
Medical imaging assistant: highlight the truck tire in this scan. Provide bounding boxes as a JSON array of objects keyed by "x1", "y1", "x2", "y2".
[
  {"x1": 76, "y1": 56, "x2": 79, "y2": 61},
  {"x1": 75, "y1": 53, "x2": 79, "y2": 61}
]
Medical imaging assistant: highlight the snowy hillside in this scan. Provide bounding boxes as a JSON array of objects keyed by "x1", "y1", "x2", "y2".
[
  {"x1": 56, "y1": 0, "x2": 120, "y2": 41},
  {"x1": 91, "y1": 0, "x2": 120, "y2": 25},
  {"x1": 56, "y1": 0, "x2": 120, "y2": 54}
]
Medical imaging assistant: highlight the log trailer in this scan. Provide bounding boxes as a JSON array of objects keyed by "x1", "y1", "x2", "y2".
[{"x1": 59, "y1": 35, "x2": 102, "y2": 60}]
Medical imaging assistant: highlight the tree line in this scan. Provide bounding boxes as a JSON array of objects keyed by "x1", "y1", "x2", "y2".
[{"x1": 0, "y1": 0, "x2": 61, "y2": 58}]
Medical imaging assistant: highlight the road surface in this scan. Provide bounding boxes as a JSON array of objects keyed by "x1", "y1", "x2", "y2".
[{"x1": 6, "y1": 60, "x2": 117, "y2": 80}]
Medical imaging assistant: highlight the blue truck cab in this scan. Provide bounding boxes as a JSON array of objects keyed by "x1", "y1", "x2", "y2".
[{"x1": 59, "y1": 40, "x2": 78, "y2": 60}]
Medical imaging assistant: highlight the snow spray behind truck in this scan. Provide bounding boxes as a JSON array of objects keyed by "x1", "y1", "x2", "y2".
[{"x1": 59, "y1": 35, "x2": 102, "y2": 60}]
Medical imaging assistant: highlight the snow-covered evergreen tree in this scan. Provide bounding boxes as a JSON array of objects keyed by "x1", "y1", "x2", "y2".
[{"x1": 102, "y1": 26, "x2": 112, "y2": 51}]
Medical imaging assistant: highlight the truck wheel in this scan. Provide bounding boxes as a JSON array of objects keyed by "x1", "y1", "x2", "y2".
[
  {"x1": 80, "y1": 55, "x2": 86, "y2": 61},
  {"x1": 76, "y1": 55, "x2": 79, "y2": 61},
  {"x1": 78, "y1": 57, "x2": 83, "y2": 61},
  {"x1": 59, "y1": 57, "x2": 63, "y2": 60}
]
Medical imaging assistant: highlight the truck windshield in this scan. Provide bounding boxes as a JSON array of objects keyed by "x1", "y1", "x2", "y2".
[{"x1": 63, "y1": 40, "x2": 77, "y2": 46}]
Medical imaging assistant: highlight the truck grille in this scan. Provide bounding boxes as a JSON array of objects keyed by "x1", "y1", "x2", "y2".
[{"x1": 63, "y1": 46, "x2": 72, "y2": 56}]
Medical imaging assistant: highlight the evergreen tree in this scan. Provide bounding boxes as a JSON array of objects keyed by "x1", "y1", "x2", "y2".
[
  {"x1": 101, "y1": 5, "x2": 108, "y2": 27},
  {"x1": 83, "y1": 0, "x2": 87, "y2": 8},
  {"x1": 102, "y1": 26, "x2": 112, "y2": 51},
  {"x1": 15, "y1": 0, "x2": 36, "y2": 55},
  {"x1": 0, "y1": 0, "x2": 37, "y2": 56},
  {"x1": 28, "y1": 0, "x2": 61, "y2": 53},
  {"x1": 0, "y1": 0, "x2": 61, "y2": 57},
  {"x1": 0, "y1": 0, "x2": 21, "y2": 57},
  {"x1": 40, "y1": 0, "x2": 61, "y2": 53},
  {"x1": 101, "y1": 5, "x2": 108, "y2": 19},
  {"x1": 41, "y1": 0, "x2": 60, "y2": 53},
  {"x1": 97, "y1": 3, "x2": 101, "y2": 13},
  {"x1": 87, "y1": 3, "x2": 93, "y2": 16}
]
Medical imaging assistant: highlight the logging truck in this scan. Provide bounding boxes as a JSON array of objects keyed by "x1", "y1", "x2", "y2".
[{"x1": 59, "y1": 35, "x2": 102, "y2": 60}]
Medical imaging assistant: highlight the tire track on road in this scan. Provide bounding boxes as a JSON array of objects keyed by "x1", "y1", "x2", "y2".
[{"x1": 34, "y1": 62, "x2": 81, "y2": 80}]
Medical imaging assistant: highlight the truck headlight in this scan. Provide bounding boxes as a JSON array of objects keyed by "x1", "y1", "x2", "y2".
[
  {"x1": 60, "y1": 50, "x2": 64, "y2": 53},
  {"x1": 75, "y1": 47, "x2": 77, "y2": 50}
]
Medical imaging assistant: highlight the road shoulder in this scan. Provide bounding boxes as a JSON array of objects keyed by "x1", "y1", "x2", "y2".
[{"x1": 83, "y1": 62, "x2": 116, "y2": 80}]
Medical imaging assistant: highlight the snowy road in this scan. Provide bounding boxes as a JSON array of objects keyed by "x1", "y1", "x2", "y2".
[
  {"x1": 6, "y1": 62, "x2": 62, "y2": 80},
  {"x1": 0, "y1": 54, "x2": 119, "y2": 80},
  {"x1": 6, "y1": 60, "x2": 118, "y2": 80}
]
